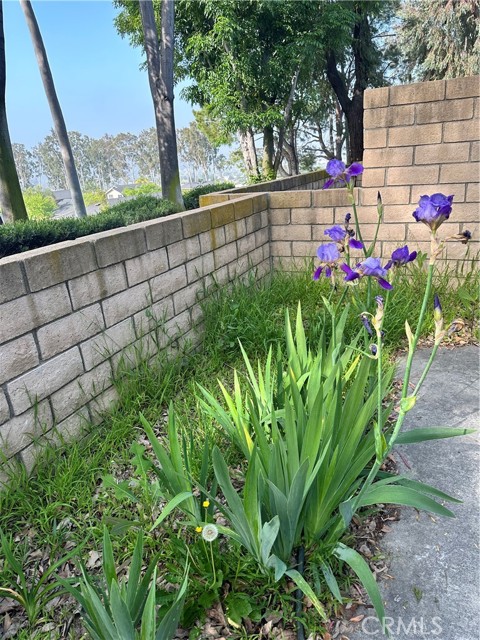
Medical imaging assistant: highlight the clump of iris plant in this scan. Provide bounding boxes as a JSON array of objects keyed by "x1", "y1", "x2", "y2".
[
  {"x1": 341, "y1": 257, "x2": 393, "y2": 290},
  {"x1": 322, "y1": 159, "x2": 364, "y2": 190}
]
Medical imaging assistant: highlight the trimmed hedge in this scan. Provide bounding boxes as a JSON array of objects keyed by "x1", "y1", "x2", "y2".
[
  {"x1": 0, "y1": 196, "x2": 178, "y2": 258},
  {"x1": 183, "y1": 182, "x2": 234, "y2": 210}
]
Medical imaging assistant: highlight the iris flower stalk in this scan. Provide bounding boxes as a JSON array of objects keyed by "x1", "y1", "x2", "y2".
[
  {"x1": 348, "y1": 259, "x2": 438, "y2": 526},
  {"x1": 331, "y1": 195, "x2": 463, "y2": 542},
  {"x1": 322, "y1": 159, "x2": 368, "y2": 258}
]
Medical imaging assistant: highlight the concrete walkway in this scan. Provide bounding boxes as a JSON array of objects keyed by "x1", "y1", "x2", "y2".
[{"x1": 347, "y1": 346, "x2": 480, "y2": 640}]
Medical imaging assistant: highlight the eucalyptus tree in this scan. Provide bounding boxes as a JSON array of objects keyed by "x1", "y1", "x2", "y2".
[
  {"x1": 138, "y1": 0, "x2": 183, "y2": 208},
  {"x1": 20, "y1": 0, "x2": 87, "y2": 217},
  {"x1": 33, "y1": 132, "x2": 66, "y2": 189},
  {"x1": 396, "y1": 0, "x2": 479, "y2": 81},
  {"x1": 12, "y1": 143, "x2": 38, "y2": 189},
  {"x1": 0, "y1": 1, "x2": 28, "y2": 222},
  {"x1": 177, "y1": 121, "x2": 218, "y2": 182},
  {"x1": 135, "y1": 128, "x2": 162, "y2": 183}
]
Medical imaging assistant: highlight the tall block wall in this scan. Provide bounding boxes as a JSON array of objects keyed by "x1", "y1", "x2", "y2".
[
  {"x1": 0, "y1": 195, "x2": 270, "y2": 469},
  {"x1": 204, "y1": 75, "x2": 479, "y2": 267},
  {"x1": 361, "y1": 76, "x2": 479, "y2": 260}
]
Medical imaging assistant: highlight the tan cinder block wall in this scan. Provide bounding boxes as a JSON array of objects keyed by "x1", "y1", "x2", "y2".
[
  {"x1": 361, "y1": 76, "x2": 479, "y2": 261},
  {"x1": 0, "y1": 195, "x2": 270, "y2": 470}
]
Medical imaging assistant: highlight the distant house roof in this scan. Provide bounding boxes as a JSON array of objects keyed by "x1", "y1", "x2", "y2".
[
  {"x1": 53, "y1": 201, "x2": 103, "y2": 219},
  {"x1": 52, "y1": 189, "x2": 71, "y2": 202},
  {"x1": 105, "y1": 184, "x2": 138, "y2": 196}
]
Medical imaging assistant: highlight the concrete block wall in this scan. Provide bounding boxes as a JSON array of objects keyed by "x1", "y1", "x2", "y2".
[
  {"x1": 222, "y1": 169, "x2": 328, "y2": 194},
  {"x1": 204, "y1": 76, "x2": 479, "y2": 267},
  {"x1": 0, "y1": 195, "x2": 270, "y2": 469},
  {"x1": 361, "y1": 75, "x2": 479, "y2": 261}
]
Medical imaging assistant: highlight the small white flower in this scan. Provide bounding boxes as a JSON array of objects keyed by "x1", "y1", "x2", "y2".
[{"x1": 201, "y1": 524, "x2": 219, "y2": 542}]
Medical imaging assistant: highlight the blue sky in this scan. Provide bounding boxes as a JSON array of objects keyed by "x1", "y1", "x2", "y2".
[{"x1": 5, "y1": 0, "x2": 194, "y2": 148}]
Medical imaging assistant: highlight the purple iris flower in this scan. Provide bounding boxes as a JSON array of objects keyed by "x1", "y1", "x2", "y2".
[
  {"x1": 325, "y1": 225, "x2": 346, "y2": 242},
  {"x1": 341, "y1": 257, "x2": 393, "y2": 290},
  {"x1": 413, "y1": 193, "x2": 454, "y2": 231},
  {"x1": 322, "y1": 159, "x2": 364, "y2": 189},
  {"x1": 324, "y1": 225, "x2": 364, "y2": 250},
  {"x1": 313, "y1": 243, "x2": 341, "y2": 281},
  {"x1": 385, "y1": 245, "x2": 417, "y2": 270}
]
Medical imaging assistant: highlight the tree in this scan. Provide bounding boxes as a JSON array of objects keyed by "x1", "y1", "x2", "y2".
[
  {"x1": 134, "y1": 128, "x2": 161, "y2": 183},
  {"x1": 138, "y1": 0, "x2": 184, "y2": 208},
  {"x1": 23, "y1": 186, "x2": 56, "y2": 220},
  {"x1": 396, "y1": 0, "x2": 480, "y2": 81},
  {"x1": 177, "y1": 121, "x2": 219, "y2": 183},
  {"x1": 12, "y1": 143, "x2": 38, "y2": 189},
  {"x1": 0, "y1": 0, "x2": 28, "y2": 222},
  {"x1": 175, "y1": 0, "x2": 344, "y2": 179},
  {"x1": 20, "y1": 0, "x2": 87, "y2": 217},
  {"x1": 33, "y1": 132, "x2": 66, "y2": 190},
  {"x1": 114, "y1": 0, "x2": 352, "y2": 180},
  {"x1": 83, "y1": 189, "x2": 106, "y2": 207},
  {"x1": 123, "y1": 178, "x2": 160, "y2": 196},
  {"x1": 325, "y1": 1, "x2": 391, "y2": 163}
]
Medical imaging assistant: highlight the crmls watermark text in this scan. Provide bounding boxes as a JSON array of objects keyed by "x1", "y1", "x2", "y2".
[{"x1": 361, "y1": 616, "x2": 443, "y2": 636}]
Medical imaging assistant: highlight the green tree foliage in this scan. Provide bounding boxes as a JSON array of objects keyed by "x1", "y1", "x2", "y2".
[
  {"x1": 82, "y1": 189, "x2": 106, "y2": 207},
  {"x1": 193, "y1": 106, "x2": 234, "y2": 148},
  {"x1": 114, "y1": 0, "x2": 353, "y2": 178},
  {"x1": 26, "y1": 129, "x2": 161, "y2": 191},
  {"x1": 123, "y1": 179, "x2": 161, "y2": 196},
  {"x1": 177, "y1": 121, "x2": 224, "y2": 183},
  {"x1": 23, "y1": 187, "x2": 56, "y2": 220},
  {"x1": 33, "y1": 131, "x2": 65, "y2": 190},
  {"x1": 395, "y1": 0, "x2": 480, "y2": 81}
]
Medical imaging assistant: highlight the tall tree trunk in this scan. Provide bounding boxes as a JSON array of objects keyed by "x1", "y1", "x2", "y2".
[
  {"x1": 0, "y1": 1, "x2": 28, "y2": 222},
  {"x1": 273, "y1": 66, "x2": 300, "y2": 175},
  {"x1": 325, "y1": 6, "x2": 371, "y2": 163},
  {"x1": 238, "y1": 128, "x2": 259, "y2": 179},
  {"x1": 262, "y1": 125, "x2": 275, "y2": 179},
  {"x1": 335, "y1": 99, "x2": 344, "y2": 159},
  {"x1": 20, "y1": 0, "x2": 86, "y2": 217},
  {"x1": 139, "y1": 0, "x2": 184, "y2": 209}
]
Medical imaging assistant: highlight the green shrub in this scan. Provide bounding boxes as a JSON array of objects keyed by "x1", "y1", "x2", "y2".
[
  {"x1": 0, "y1": 196, "x2": 178, "y2": 258},
  {"x1": 23, "y1": 187, "x2": 56, "y2": 221},
  {"x1": 123, "y1": 180, "x2": 161, "y2": 197},
  {"x1": 182, "y1": 182, "x2": 234, "y2": 210},
  {"x1": 83, "y1": 189, "x2": 107, "y2": 207}
]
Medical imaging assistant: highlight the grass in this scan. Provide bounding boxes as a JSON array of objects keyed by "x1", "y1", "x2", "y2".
[{"x1": 0, "y1": 259, "x2": 478, "y2": 637}]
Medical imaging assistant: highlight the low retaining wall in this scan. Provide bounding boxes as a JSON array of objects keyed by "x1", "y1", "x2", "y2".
[
  {"x1": 0, "y1": 195, "x2": 270, "y2": 469},
  {"x1": 223, "y1": 169, "x2": 328, "y2": 194}
]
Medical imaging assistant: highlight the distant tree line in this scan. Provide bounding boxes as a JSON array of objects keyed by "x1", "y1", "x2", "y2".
[{"x1": 13, "y1": 120, "x2": 229, "y2": 192}]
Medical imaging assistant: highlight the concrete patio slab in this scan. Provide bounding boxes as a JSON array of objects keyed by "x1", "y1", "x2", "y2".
[{"x1": 346, "y1": 346, "x2": 480, "y2": 640}]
